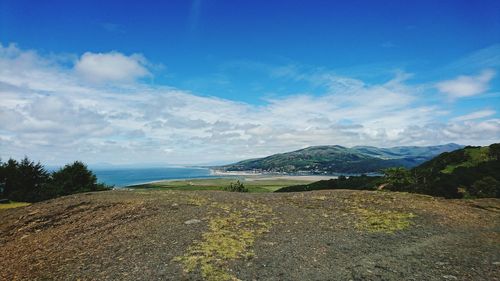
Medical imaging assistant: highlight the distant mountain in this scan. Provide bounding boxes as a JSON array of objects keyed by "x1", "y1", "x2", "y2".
[{"x1": 215, "y1": 143, "x2": 463, "y2": 174}]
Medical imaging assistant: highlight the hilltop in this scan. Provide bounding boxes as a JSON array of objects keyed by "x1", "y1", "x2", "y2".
[
  {"x1": 1, "y1": 189, "x2": 499, "y2": 280},
  {"x1": 216, "y1": 143, "x2": 462, "y2": 174}
]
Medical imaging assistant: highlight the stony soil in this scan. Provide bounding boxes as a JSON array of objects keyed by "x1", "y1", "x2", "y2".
[{"x1": 0, "y1": 189, "x2": 499, "y2": 281}]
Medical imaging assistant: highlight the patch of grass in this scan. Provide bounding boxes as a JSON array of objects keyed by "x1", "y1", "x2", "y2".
[
  {"x1": 0, "y1": 201, "x2": 31, "y2": 210},
  {"x1": 312, "y1": 195, "x2": 327, "y2": 201},
  {"x1": 355, "y1": 208, "x2": 415, "y2": 233},
  {"x1": 442, "y1": 147, "x2": 490, "y2": 174},
  {"x1": 174, "y1": 201, "x2": 275, "y2": 281}
]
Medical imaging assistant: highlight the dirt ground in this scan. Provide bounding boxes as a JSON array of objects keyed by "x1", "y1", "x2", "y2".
[{"x1": 0, "y1": 189, "x2": 499, "y2": 281}]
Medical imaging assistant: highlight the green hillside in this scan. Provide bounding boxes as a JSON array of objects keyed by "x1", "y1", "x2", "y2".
[
  {"x1": 408, "y1": 143, "x2": 500, "y2": 198},
  {"x1": 217, "y1": 143, "x2": 462, "y2": 174},
  {"x1": 277, "y1": 143, "x2": 500, "y2": 199}
]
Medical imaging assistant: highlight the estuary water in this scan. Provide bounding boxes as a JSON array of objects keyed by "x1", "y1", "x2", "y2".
[{"x1": 92, "y1": 167, "x2": 213, "y2": 187}]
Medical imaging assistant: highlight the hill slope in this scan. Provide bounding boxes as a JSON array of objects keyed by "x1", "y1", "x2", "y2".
[
  {"x1": 278, "y1": 143, "x2": 500, "y2": 198},
  {"x1": 1, "y1": 189, "x2": 498, "y2": 280},
  {"x1": 409, "y1": 143, "x2": 500, "y2": 197},
  {"x1": 217, "y1": 143, "x2": 462, "y2": 174}
]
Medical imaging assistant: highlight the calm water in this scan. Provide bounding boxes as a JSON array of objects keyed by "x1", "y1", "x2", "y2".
[{"x1": 92, "y1": 167, "x2": 213, "y2": 187}]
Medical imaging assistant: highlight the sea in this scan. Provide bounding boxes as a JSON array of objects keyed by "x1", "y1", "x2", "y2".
[{"x1": 91, "y1": 167, "x2": 215, "y2": 187}]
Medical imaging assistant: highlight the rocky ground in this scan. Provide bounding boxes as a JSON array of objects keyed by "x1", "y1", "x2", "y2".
[{"x1": 0, "y1": 189, "x2": 499, "y2": 281}]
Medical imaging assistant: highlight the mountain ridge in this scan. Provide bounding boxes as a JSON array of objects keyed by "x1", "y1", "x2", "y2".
[{"x1": 215, "y1": 143, "x2": 463, "y2": 174}]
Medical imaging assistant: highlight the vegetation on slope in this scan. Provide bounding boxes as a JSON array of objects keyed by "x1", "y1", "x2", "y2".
[
  {"x1": 276, "y1": 175, "x2": 380, "y2": 192},
  {"x1": 0, "y1": 157, "x2": 111, "y2": 202},
  {"x1": 401, "y1": 143, "x2": 500, "y2": 198},
  {"x1": 217, "y1": 144, "x2": 462, "y2": 174},
  {"x1": 277, "y1": 143, "x2": 500, "y2": 199}
]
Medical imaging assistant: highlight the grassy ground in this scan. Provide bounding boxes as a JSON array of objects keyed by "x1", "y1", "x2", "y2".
[
  {"x1": 130, "y1": 177, "x2": 315, "y2": 192},
  {"x1": 1, "y1": 189, "x2": 498, "y2": 280},
  {"x1": 0, "y1": 201, "x2": 30, "y2": 210}
]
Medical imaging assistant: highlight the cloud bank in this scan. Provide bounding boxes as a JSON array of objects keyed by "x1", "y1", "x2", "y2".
[{"x1": 0, "y1": 43, "x2": 499, "y2": 165}]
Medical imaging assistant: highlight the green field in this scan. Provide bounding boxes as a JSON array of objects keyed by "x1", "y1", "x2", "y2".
[{"x1": 129, "y1": 177, "x2": 316, "y2": 192}]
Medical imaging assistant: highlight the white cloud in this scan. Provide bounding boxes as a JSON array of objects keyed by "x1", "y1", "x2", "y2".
[
  {"x1": 452, "y1": 109, "x2": 496, "y2": 122},
  {"x1": 74, "y1": 51, "x2": 150, "y2": 83},
  {"x1": 0, "y1": 43, "x2": 499, "y2": 165},
  {"x1": 436, "y1": 69, "x2": 495, "y2": 98}
]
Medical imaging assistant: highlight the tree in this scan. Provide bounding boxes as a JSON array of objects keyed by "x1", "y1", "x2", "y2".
[
  {"x1": 0, "y1": 159, "x2": 4, "y2": 197},
  {"x1": 469, "y1": 176, "x2": 500, "y2": 198},
  {"x1": 50, "y1": 161, "x2": 110, "y2": 195},
  {"x1": 223, "y1": 180, "x2": 248, "y2": 192},
  {"x1": 6, "y1": 157, "x2": 50, "y2": 202},
  {"x1": 382, "y1": 167, "x2": 413, "y2": 191},
  {"x1": 489, "y1": 143, "x2": 500, "y2": 160}
]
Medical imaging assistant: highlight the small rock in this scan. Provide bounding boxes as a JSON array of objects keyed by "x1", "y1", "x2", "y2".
[
  {"x1": 184, "y1": 219, "x2": 201, "y2": 225},
  {"x1": 171, "y1": 203, "x2": 179, "y2": 209},
  {"x1": 493, "y1": 261, "x2": 500, "y2": 265},
  {"x1": 442, "y1": 275, "x2": 457, "y2": 280}
]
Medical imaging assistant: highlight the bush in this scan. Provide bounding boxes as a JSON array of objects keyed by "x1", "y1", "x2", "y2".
[
  {"x1": 382, "y1": 167, "x2": 413, "y2": 191},
  {"x1": 469, "y1": 176, "x2": 500, "y2": 198},
  {"x1": 223, "y1": 180, "x2": 248, "y2": 192}
]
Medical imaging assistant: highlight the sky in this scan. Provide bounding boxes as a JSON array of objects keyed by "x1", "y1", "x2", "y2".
[{"x1": 0, "y1": 0, "x2": 499, "y2": 165}]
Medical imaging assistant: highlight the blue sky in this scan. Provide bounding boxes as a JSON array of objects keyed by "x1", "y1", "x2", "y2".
[{"x1": 0, "y1": 0, "x2": 499, "y2": 165}]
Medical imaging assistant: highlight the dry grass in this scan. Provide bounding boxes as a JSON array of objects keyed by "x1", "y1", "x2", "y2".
[{"x1": 0, "y1": 202, "x2": 30, "y2": 210}]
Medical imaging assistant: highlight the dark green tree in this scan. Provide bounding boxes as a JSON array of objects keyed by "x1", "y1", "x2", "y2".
[
  {"x1": 489, "y1": 143, "x2": 500, "y2": 160},
  {"x1": 50, "y1": 161, "x2": 110, "y2": 195},
  {"x1": 0, "y1": 159, "x2": 4, "y2": 197},
  {"x1": 382, "y1": 167, "x2": 413, "y2": 191},
  {"x1": 469, "y1": 176, "x2": 500, "y2": 198},
  {"x1": 1, "y1": 159, "x2": 18, "y2": 199},
  {"x1": 7, "y1": 157, "x2": 50, "y2": 202}
]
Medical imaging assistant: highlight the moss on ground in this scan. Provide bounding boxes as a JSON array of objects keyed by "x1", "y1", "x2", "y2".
[
  {"x1": 355, "y1": 207, "x2": 415, "y2": 233},
  {"x1": 174, "y1": 200, "x2": 275, "y2": 281}
]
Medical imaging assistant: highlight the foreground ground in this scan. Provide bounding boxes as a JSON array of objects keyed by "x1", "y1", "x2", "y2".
[{"x1": 0, "y1": 189, "x2": 499, "y2": 280}]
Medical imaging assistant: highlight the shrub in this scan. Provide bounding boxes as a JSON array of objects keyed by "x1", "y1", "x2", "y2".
[
  {"x1": 223, "y1": 180, "x2": 248, "y2": 192},
  {"x1": 382, "y1": 167, "x2": 413, "y2": 191},
  {"x1": 469, "y1": 176, "x2": 500, "y2": 198}
]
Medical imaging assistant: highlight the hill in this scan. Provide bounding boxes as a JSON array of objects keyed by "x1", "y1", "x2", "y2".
[
  {"x1": 408, "y1": 143, "x2": 500, "y2": 198},
  {"x1": 1, "y1": 189, "x2": 499, "y2": 280},
  {"x1": 277, "y1": 143, "x2": 500, "y2": 198},
  {"x1": 216, "y1": 143, "x2": 462, "y2": 174}
]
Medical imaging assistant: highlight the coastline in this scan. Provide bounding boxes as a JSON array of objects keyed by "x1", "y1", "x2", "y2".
[
  {"x1": 125, "y1": 171, "x2": 338, "y2": 188},
  {"x1": 210, "y1": 169, "x2": 338, "y2": 181}
]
